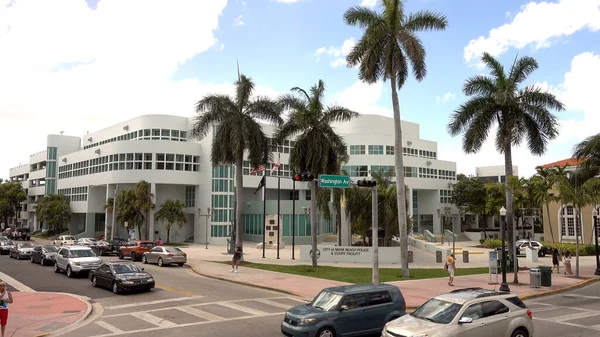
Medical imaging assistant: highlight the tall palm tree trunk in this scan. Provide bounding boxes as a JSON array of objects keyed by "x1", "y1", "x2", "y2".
[
  {"x1": 311, "y1": 180, "x2": 318, "y2": 267},
  {"x1": 575, "y1": 208, "x2": 580, "y2": 277},
  {"x1": 391, "y1": 76, "x2": 409, "y2": 278},
  {"x1": 235, "y1": 158, "x2": 244, "y2": 259},
  {"x1": 545, "y1": 203, "x2": 555, "y2": 243},
  {"x1": 503, "y1": 140, "x2": 517, "y2": 283}
]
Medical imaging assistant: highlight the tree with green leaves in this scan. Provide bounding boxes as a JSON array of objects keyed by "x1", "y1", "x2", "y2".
[
  {"x1": 116, "y1": 189, "x2": 144, "y2": 240},
  {"x1": 273, "y1": 80, "x2": 357, "y2": 267},
  {"x1": 35, "y1": 194, "x2": 71, "y2": 234},
  {"x1": 0, "y1": 181, "x2": 27, "y2": 226},
  {"x1": 451, "y1": 175, "x2": 486, "y2": 230},
  {"x1": 344, "y1": 0, "x2": 448, "y2": 278},
  {"x1": 484, "y1": 182, "x2": 506, "y2": 234},
  {"x1": 448, "y1": 52, "x2": 564, "y2": 271},
  {"x1": 190, "y1": 74, "x2": 283, "y2": 253},
  {"x1": 135, "y1": 180, "x2": 155, "y2": 240},
  {"x1": 155, "y1": 199, "x2": 187, "y2": 244},
  {"x1": 509, "y1": 176, "x2": 530, "y2": 239}
]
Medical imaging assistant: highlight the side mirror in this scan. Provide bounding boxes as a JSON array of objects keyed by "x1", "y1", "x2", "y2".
[
  {"x1": 340, "y1": 305, "x2": 349, "y2": 311},
  {"x1": 141, "y1": 267, "x2": 145, "y2": 271},
  {"x1": 458, "y1": 317, "x2": 473, "y2": 324}
]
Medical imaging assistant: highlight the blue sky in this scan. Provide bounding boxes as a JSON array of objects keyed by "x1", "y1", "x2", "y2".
[{"x1": 1, "y1": 0, "x2": 599, "y2": 178}]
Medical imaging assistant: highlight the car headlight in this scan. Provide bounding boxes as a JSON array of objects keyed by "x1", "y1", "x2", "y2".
[
  {"x1": 298, "y1": 318, "x2": 316, "y2": 325},
  {"x1": 74, "y1": 262, "x2": 81, "y2": 266},
  {"x1": 147, "y1": 278, "x2": 154, "y2": 282}
]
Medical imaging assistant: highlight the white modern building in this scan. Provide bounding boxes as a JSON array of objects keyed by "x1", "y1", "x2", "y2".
[
  {"x1": 475, "y1": 165, "x2": 519, "y2": 183},
  {"x1": 8, "y1": 114, "x2": 459, "y2": 243}
]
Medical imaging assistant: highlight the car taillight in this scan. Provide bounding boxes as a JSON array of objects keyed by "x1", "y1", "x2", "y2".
[
  {"x1": 183, "y1": 253, "x2": 187, "y2": 257},
  {"x1": 167, "y1": 254, "x2": 174, "y2": 257},
  {"x1": 527, "y1": 309, "x2": 532, "y2": 319}
]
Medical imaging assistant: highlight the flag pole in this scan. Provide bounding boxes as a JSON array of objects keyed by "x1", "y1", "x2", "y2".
[
  {"x1": 277, "y1": 153, "x2": 281, "y2": 259},
  {"x1": 292, "y1": 178, "x2": 296, "y2": 260},
  {"x1": 262, "y1": 169, "x2": 267, "y2": 259}
]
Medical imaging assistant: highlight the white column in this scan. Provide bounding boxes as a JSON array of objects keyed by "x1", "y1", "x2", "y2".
[
  {"x1": 194, "y1": 185, "x2": 202, "y2": 244},
  {"x1": 148, "y1": 183, "x2": 156, "y2": 241},
  {"x1": 433, "y1": 191, "x2": 442, "y2": 235},
  {"x1": 407, "y1": 187, "x2": 413, "y2": 219}
]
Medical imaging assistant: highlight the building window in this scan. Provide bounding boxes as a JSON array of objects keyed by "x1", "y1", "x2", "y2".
[
  {"x1": 412, "y1": 190, "x2": 419, "y2": 232},
  {"x1": 440, "y1": 190, "x2": 452, "y2": 204},
  {"x1": 156, "y1": 153, "x2": 199, "y2": 171},
  {"x1": 368, "y1": 145, "x2": 384, "y2": 155},
  {"x1": 560, "y1": 206, "x2": 579, "y2": 238},
  {"x1": 47, "y1": 147, "x2": 57, "y2": 160},
  {"x1": 185, "y1": 186, "x2": 196, "y2": 207},
  {"x1": 349, "y1": 145, "x2": 365, "y2": 155},
  {"x1": 371, "y1": 165, "x2": 395, "y2": 176},
  {"x1": 404, "y1": 166, "x2": 418, "y2": 178},
  {"x1": 385, "y1": 146, "x2": 394, "y2": 155},
  {"x1": 419, "y1": 167, "x2": 438, "y2": 179},
  {"x1": 341, "y1": 165, "x2": 368, "y2": 177},
  {"x1": 289, "y1": 190, "x2": 299, "y2": 200},
  {"x1": 57, "y1": 186, "x2": 88, "y2": 202}
]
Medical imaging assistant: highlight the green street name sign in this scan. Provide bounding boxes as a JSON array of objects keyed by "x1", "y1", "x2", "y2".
[{"x1": 319, "y1": 174, "x2": 351, "y2": 188}]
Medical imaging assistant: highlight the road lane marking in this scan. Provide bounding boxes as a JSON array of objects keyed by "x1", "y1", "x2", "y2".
[
  {"x1": 254, "y1": 298, "x2": 294, "y2": 310},
  {"x1": 0, "y1": 270, "x2": 36, "y2": 292},
  {"x1": 104, "y1": 296, "x2": 204, "y2": 310},
  {"x1": 553, "y1": 311, "x2": 600, "y2": 322},
  {"x1": 154, "y1": 284, "x2": 200, "y2": 297},
  {"x1": 176, "y1": 306, "x2": 224, "y2": 321},
  {"x1": 562, "y1": 294, "x2": 600, "y2": 300},
  {"x1": 95, "y1": 321, "x2": 124, "y2": 333},
  {"x1": 217, "y1": 302, "x2": 268, "y2": 316},
  {"x1": 534, "y1": 317, "x2": 600, "y2": 331},
  {"x1": 89, "y1": 312, "x2": 287, "y2": 336},
  {"x1": 130, "y1": 312, "x2": 177, "y2": 328}
]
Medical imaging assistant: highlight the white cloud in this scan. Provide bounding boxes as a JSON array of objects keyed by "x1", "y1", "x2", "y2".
[
  {"x1": 329, "y1": 81, "x2": 391, "y2": 117},
  {"x1": 440, "y1": 52, "x2": 600, "y2": 178},
  {"x1": 360, "y1": 0, "x2": 377, "y2": 7},
  {"x1": 314, "y1": 37, "x2": 357, "y2": 67},
  {"x1": 436, "y1": 92, "x2": 455, "y2": 102},
  {"x1": 464, "y1": 0, "x2": 600, "y2": 63},
  {"x1": 274, "y1": 0, "x2": 301, "y2": 3},
  {"x1": 233, "y1": 14, "x2": 244, "y2": 27},
  {"x1": 0, "y1": 0, "x2": 288, "y2": 178}
]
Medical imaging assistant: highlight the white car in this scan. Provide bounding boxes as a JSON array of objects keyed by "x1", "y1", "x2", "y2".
[
  {"x1": 53, "y1": 235, "x2": 76, "y2": 246},
  {"x1": 54, "y1": 246, "x2": 102, "y2": 278},
  {"x1": 76, "y1": 238, "x2": 98, "y2": 246},
  {"x1": 383, "y1": 287, "x2": 533, "y2": 337},
  {"x1": 516, "y1": 240, "x2": 551, "y2": 257}
]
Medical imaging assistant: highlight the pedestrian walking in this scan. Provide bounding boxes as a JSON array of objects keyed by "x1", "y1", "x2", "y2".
[
  {"x1": 563, "y1": 251, "x2": 574, "y2": 275},
  {"x1": 444, "y1": 254, "x2": 456, "y2": 286},
  {"x1": 231, "y1": 243, "x2": 242, "y2": 273},
  {"x1": 552, "y1": 249, "x2": 560, "y2": 273},
  {"x1": 156, "y1": 237, "x2": 163, "y2": 246},
  {"x1": 0, "y1": 281, "x2": 14, "y2": 337}
]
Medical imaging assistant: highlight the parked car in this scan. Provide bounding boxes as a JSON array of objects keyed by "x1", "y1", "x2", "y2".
[
  {"x1": 76, "y1": 238, "x2": 99, "y2": 246},
  {"x1": 281, "y1": 283, "x2": 406, "y2": 337},
  {"x1": 53, "y1": 235, "x2": 76, "y2": 246},
  {"x1": 9, "y1": 242, "x2": 35, "y2": 259},
  {"x1": 383, "y1": 287, "x2": 533, "y2": 337},
  {"x1": 89, "y1": 261, "x2": 155, "y2": 294},
  {"x1": 31, "y1": 245, "x2": 59, "y2": 266},
  {"x1": 8, "y1": 227, "x2": 30, "y2": 241},
  {"x1": 118, "y1": 240, "x2": 155, "y2": 261},
  {"x1": 54, "y1": 246, "x2": 103, "y2": 278},
  {"x1": 0, "y1": 240, "x2": 14, "y2": 255},
  {"x1": 516, "y1": 240, "x2": 550, "y2": 257},
  {"x1": 92, "y1": 240, "x2": 121, "y2": 256},
  {"x1": 142, "y1": 246, "x2": 187, "y2": 267}
]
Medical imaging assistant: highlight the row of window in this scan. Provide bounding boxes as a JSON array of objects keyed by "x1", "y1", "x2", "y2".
[
  {"x1": 349, "y1": 145, "x2": 437, "y2": 159},
  {"x1": 211, "y1": 165, "x2": 235, "y2": 226},
  {"x1": 440, "y1": 190, "x2": 453, "y2": 204},
  {"x1": 83, "y1": 129, "x2": 189, "y2": 150},
  {"x1": 185, "y1": 186, "x2": 196, "y2": 208},
  {"x1": 341, "y1": 165, "x2": 456, "y2": 180},
  {"x1": 57, "y1": 186, "x2": 88, "y2": 202}
]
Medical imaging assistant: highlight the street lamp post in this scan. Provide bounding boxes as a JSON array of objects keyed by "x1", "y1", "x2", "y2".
[
  {"x1": 198, "y1": 208, "x2": 213, "y2": 249},
  {"x1": 593, "y1": 208, "x2": 600, "y2": 276},
  {"x1": 499, "y1": 206, "x2": 510, "y2": 292}
]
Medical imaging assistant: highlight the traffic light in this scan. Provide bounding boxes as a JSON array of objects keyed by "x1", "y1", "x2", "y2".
[
  {"x1": 294, "y1": 173, "x2": 314, "y2": 181},
  {"x1": 357, "y1": 179, "x2": 377, "y2": 187}
]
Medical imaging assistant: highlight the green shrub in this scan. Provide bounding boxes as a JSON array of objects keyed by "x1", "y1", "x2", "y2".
[
  {"x1": 541, "y1": 241, "x2": 597, "y2": 256},
  {"x1": 481, "y1": 238, "x2": 507, "y2": 249}
]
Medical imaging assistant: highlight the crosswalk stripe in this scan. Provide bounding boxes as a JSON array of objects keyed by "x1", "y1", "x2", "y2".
[
  {"x1": 95, "y1": 321, "x2": 124, "y2": 333},
  {"x1": 553, "y1": 311, "x2": 600, "y2": 322},
  {"x1": 217, "y1": 302, "x2": 268, "y2": 316},
  {"x1": 254, "y1": 298, "x2": 298, "y2": 310},
  {"x1": 130, "y1": 312, "x2": 178, "y2": 328},
  {"x1": 177, "y1": 306, "x2": 224, "y2": 321},
  {"x1": 105, "y1": 296, "x2": 204, "y2": 310}
]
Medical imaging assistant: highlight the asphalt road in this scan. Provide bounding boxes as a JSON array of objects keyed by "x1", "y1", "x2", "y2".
[{"x1": 0, "y1": 253, "x2": 305, "y2": 337}]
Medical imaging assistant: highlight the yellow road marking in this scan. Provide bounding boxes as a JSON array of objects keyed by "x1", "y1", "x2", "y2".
[{"x1": 155, "y1": 284, "x2": 200, "y2": 297}]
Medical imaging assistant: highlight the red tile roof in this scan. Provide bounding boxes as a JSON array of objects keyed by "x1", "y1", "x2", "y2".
[{"x1": 537, "y1": 158, "x2": 584, "y2": 169}]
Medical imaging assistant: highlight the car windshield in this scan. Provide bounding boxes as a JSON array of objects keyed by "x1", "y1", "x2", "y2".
[
  {"x1": 410, "y1": 298, "x2": 462, "y2": 324},
  {"x1": 20, "y1": 243, "x2": 34, "y2": 248},
  {"x1": 43, "y1": 246, "x2": 58, "y2": 252},
  {"x1": 112, "y1": 264, "x2": 144, "y2": 274},
  {"x1": 140, "y1": 242, "x2": 154, "y2": 248},
  {"x1": 165, "y1": 247, "x2": 183, "y2": 253},
  {"x1": 310, "y1": 290, "x2": 343, "y2": 311},
  {"x1": 64, "y1": 236, "x2": 75, "y2": 240},
  {"x1": 69, "y1": 249, "x2": 95, "y2": 258}
]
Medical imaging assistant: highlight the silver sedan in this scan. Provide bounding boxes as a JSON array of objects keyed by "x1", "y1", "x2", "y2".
[{"x1": 142, "y1": 246, "x2": 187, "y2": 267}]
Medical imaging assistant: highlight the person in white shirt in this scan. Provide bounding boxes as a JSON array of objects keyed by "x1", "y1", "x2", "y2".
[
  {"x1": 0, "y1": 281, "x2": 14, "y2": 337},
  {"x1": 445, "y1": 254, "x2": 456, "y2": 286}
]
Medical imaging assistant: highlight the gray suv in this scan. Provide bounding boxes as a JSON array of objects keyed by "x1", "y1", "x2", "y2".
[{"x1": 54, "y1": 246, "x2": 102, "y2": 278}]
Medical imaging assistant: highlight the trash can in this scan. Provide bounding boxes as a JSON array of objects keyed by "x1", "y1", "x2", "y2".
[
  {"x1": 408, "y1": 250, "x2": 414, "y2": 263},
  {"x1": 529, "y1": 268, "x2": 541, "y2": 288},
  {"x1": 436, "y1": 250, "x2": 443, "y2": 263},
  {"x1": 462, "y1": 250, "x2": 469, "y2": 263},
  {"x1": 539, "y1": 266, "x2": 552, "y2": 287}
]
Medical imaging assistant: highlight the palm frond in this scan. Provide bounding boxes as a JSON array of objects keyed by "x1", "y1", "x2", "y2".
[
  {"x1": 397, "y1": 30, "x2": 426, "y2": 81},
  {"x1": 403, "y1": 10, "x2": 448, "y2": 32},
  {"x1": 235, "y1": 74, "x2": 255, "y2": 110},
  {"x1": 508, "y1": 55, "x2": 538, "y2": 85},
  {"x1": 463, "y1": 75, "x2": 495, "y2": 97},
  {"x1": 322, "y1": 106, "x2": 359, "y2": 124},
  {"x1": 481, "y1": 52, "x2": 507, "y2": 83},
  {"x1": 245, "y1": 96, "x2": 283, "y2": 126},
  {"x1": 343, "y1": 6, "x2": 381, "y2": 29},
  {"x1": 447, "y1": 97, "x2": 495, "y2": 136},
  {"x1": 190, "y1": 95, "x2": 236, "y2": 140}
]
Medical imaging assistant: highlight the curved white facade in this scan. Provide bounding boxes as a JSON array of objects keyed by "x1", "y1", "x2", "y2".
[{"x1": 8, "y1": 113, "x2": 460, "y2": 243}]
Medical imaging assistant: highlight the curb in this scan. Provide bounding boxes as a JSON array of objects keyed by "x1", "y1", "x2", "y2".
[
  {"x1": 188, "y1": 265, "x2": 310, "y2": 300},
  {"x1": 33, "y1": 292, "x2": 94, "y2": 337},
  {"x1": 519, "y1": 278, "x2": 598, "y2": 301}
]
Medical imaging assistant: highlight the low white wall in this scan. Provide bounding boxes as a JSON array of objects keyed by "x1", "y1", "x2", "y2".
[
  {"x1": 464, "y1": 231, "x2": 483, "y2": 242},
  {"x1": 298, "y1": 245, "x2": 403, "y2": 264},
  {"x1": 408, "y1": 236, "x2": 451, "y2": 256}
]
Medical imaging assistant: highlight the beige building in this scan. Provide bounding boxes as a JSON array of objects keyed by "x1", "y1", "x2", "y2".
[{"x1": 539, "y1": 158, "x2": 600, "y2": 244}]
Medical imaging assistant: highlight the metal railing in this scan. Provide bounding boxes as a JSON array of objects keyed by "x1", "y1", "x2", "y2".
[{"x1": 424, "y1": 230, "x2": 436, "y2": 242}]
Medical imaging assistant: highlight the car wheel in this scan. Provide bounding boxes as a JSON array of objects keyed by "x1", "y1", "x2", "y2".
[
  {"x1": 539, "y1": 251, "x2": 546, "y2": 257},
  {"x1": 131, "y1": 252, "x2": 137, "y2": 261},
  {"x1": 91, "y1": 276, "x2": 98, "y2": 287},
  {"x1": 112, "y1": 282, "x2": 119, "y2": 294},
  {"x1": 317, "y1": 327, "x2": 336, "y2": 337},
  {"x1": 118, "y1": 251, "x2": 124, "y2": 259},
  {"x1": 177, "y1": 263, "x2": 184, "y2": 267},
  {"x1": 30, "y1": 255, "x2": 35, "y2": 263},
  {"x1": 53, "y1": 262, "x2": 60, "y2": 273},
  {"x1": 142, "y1": 255, "x2": 148, "y2": 264},
  {"x1": 66, "y1": 266, "x2": 74, "y2": 278},
  {"x1": 511, "y1": 328, "x2": 528, "y2": 337},
  {"x1": 158, "y1": 257, "x2": 164, "y2": 267}
]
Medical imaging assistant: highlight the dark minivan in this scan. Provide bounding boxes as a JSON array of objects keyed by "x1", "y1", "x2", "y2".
[{"x1": 281, "y1": 283, "x2": 406, "y2": 337}]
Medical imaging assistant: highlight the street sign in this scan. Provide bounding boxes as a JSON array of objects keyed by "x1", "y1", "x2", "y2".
[{"x1": 318, "y1": 175, "x2": 351, "y2": 188}]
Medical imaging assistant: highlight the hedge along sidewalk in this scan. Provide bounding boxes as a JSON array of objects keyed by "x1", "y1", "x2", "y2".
[{"x1": 189, "y1": 260, "x2": 596, "y2": 309}]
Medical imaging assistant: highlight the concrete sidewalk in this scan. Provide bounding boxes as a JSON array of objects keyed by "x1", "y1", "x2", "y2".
[{"x1": 2, "y1": 292, "x2": 91, "y2": 337}]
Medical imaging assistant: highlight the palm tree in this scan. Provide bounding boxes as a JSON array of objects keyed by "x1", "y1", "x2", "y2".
[
  {"x1": 554, "y1": 174, "x2": 600, "y2": 277},
  {"x1": 35, "y1": 194, "x2": 71, "y2": 234},
  {"x1": 273, "y1": 80, "x2": 357, "y2": 267},
  {"x1": 448, "y1": 53, "x2": 564, "y2": 277},
  {"x1": 155, "y1": 199, "x2": 187, "y2": 244},
  {"x1": 344, "y1": 0, "x2": 448, "y2": 278},
  {"x1": 509, "y1": 176, "x2": 529, "y2": 239},
  {"x1": 190, "y1": 74, "x2": 283, "y2": 254},
  {"x1": 134, "y1": 180, "x2": 155, "y2": 240},
  {"x1": 116, "y1": 189, "x2": 144, "y2": 240},
  {"x1": 532, "y1": 167, "x2": 558, "y2": 243},
  {"x1": 573, "y1": 134, "x2": 600, "y2": 179},
  {"x1": 484, "y1": 182, "x2": 506, "y2": 237}
]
